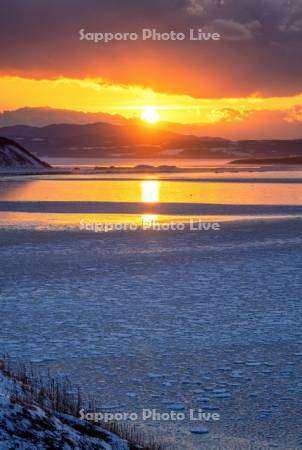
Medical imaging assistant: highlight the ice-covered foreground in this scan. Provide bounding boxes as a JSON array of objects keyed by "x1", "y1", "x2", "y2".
[
  {"x1": 0, "y1": 219, "x2": 302, "y2": 449},
  {"x1": 0, "y1": 372, "x2": 130, "y2": 450}
]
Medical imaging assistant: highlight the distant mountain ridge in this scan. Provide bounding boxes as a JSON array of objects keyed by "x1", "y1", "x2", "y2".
[
  {"x1": 1, "y1": 122, "x2": 302, "y2": 160},
  {"x1": 2, "y1": 107, "x2": 302, "y2": 140},
  {"x1": 0, "y1": 107, "x2": 128, "y2": 127},
  {"x1": 230, "y1": 156, "x2": 302, "y2": 165}
]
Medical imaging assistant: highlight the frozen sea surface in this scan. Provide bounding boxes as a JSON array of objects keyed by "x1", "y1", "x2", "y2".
[{"x1": 0, "y1": 219, "x2": 302, "y2": 449}]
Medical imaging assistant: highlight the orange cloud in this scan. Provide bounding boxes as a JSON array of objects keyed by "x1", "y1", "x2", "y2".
[{"x1": 1, "y1": 76, "x2": 302, "y2": 128}]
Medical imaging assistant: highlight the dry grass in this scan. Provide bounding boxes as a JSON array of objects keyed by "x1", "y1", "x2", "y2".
[{"x1": 0, "y1": 355, "x2": 167, "y2": 450}]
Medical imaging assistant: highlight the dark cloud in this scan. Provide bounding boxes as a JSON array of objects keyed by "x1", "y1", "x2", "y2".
[
  {"x1": 0, "y1": 0, "x2": 301, "y2": 97},
  {"x1": 186, "y1": 0, "x2": 302, "y2": 32},
  {"x1": 205, "y1": 19, "x2": 261, "y2": 40}
]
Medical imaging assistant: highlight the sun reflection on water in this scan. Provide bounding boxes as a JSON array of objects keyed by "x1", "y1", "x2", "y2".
[{"x1": 141, "y1": 180, "x2": 160, "y2": 203}]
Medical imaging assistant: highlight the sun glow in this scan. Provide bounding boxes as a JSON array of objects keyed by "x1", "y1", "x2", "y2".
[
  {"x1": 141, "y1": 106, "x2": 160, "y2": 124},
  {"x1": 2, "y1": 76, "x2": 302, "y2": 130}
]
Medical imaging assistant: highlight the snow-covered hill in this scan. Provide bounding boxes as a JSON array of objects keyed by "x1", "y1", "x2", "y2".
[
  {"x1": 0, "y1": 372, "x2": 130, "y2": 450},
  {"x1": 0, "y1": 137, "x2": 50, "y2": 173}
]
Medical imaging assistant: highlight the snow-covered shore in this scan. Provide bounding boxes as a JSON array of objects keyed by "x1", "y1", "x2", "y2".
[
  {"x1": 0, "y1": 137, "x2": 51, "y2": 174},
  {"x1": 0, "y1": 369, "x2": 136, "y2": 450}
]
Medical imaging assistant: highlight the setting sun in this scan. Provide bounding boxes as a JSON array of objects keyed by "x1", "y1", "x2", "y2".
[{"x1": 140, "y1": 106, "x2": 160, "y2": 124}]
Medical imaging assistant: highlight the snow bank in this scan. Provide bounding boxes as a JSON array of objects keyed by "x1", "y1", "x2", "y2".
[
  {"x1": 0, "y1": 137, "x2": 51, "y2": 173},
  {"x1": 0, "y1": 372, "x2": 130, "y2": 450}
]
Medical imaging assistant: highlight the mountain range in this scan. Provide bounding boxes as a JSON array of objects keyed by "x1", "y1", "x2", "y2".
[
  {"x1": 0, "y1": 107, "x2": 128, "y2": 128},
  {"x1": 1, "y1": 121, "x2": 302, "y2": 160},
  {"x1": 1, "y1": 107, "x2": 302, "y2": 141}
]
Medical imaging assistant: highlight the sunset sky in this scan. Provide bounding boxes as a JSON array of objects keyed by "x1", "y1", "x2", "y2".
[{"x1": 1, "y1": 0, "x2": 302, "y2": 137}]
